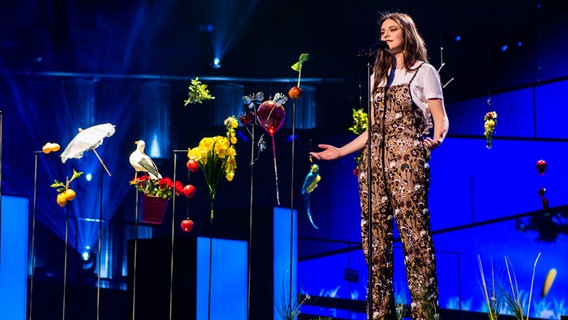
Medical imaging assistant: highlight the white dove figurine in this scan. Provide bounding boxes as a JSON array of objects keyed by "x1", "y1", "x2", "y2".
[{"x1": 129, "y1": 140, "x2": 162, "y2": 180}]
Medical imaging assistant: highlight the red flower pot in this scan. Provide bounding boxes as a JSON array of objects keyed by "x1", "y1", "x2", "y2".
[{"x1": 141, "y1": 194, "x2": 169, "y2": 224}]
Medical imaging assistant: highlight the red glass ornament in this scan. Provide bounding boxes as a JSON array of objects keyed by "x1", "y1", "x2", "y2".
[
  {"x1": 182, "y1": 184, "x2": 196, "y2": 198},
  {"x1": 186, "y1": 159, "x2": 199, "y2": 172},
  {"x1": 181, "y1": 219, "x2": 194, "y2": 232},
  {"x1": 257, "y1": 100, "x2": 286, "y2": 136},
  {"x1": 536, "y1": 159, "x2": 547, "y2": 175}
]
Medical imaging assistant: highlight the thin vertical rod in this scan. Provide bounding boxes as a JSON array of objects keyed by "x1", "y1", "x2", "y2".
[
  {"x1": 62, "y1": 206, "x2": 69, "y2": 320},
  {"x1": 288, "y1": 99, "x2": 297, "y2": 310},
  {"x1": 207, "y1": 219, "x2": 213, "y2": 320},
  {"x1": 169, "y1": 152, "x2": 179, "y2": 320},
  {"x1": 29, "y1": 152, "x2": 41, "y2": 320},
  {"x1": 96, "y1": 168, "x2": 103, "y2": 320},
  {"x1": 247, "y1": 121, "x2": 256, "y2": 319},
  {"x1": 131, "y1": 188, "x2": 139, "y2": 319},
  {"x1": 272, "y1": 135, "x2": 281, "y2": 205},
  {"x1": 366, "y1": 60, "x2": 374, "y2": 320}
]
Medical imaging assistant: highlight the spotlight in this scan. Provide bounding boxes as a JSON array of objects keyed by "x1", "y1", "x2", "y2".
[
  {"x1": 501, "y1": 45, "x2": 509, "y2": 52},
  {"x1": 81, "y1": 247, "x2": 96, "y2": 272},
  {"x1": 82, "y1": 246, "x2": 91, "y2": 261},
  {"x1": 211, "y1": 57, "x2": 221, "y2": 69},
  {"x1": 455, "y1": 35, "x2": 461, "y2": 42},
  {"x1": 82, "y1": 251, "x2": 90, "y2": 261},
  {"x1": 86, "y1": 173, "x2": 92, "y2": 181}
]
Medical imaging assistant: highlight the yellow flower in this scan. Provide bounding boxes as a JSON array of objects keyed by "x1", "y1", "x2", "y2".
[
  {"x1": 484, "y1": 111, "x2": 498, "y2": 149},
  {"x1": 187, "y1": 115, "x2": 239, "y2": 199},
  {"x1": 225, "y1": 116, "x2": 238, "y2": 129}
]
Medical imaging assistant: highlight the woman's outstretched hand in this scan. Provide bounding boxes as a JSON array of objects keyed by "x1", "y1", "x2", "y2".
[{"x1": 310, "y1": 144, "x2": 342, "y2": 161}]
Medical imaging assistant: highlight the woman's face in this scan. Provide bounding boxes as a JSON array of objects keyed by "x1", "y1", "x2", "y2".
[{"x1": 380, "y1": 18, "x2": 404, "y2": 53}]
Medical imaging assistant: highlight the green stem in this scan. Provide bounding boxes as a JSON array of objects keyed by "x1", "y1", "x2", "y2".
[{"x1": 210, "y1": 195, "x2": 215, "y2": 222}]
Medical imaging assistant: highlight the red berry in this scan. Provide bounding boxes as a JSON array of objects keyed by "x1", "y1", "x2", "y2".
[
  {"x1": 180, "y1": 219, "x2": 194, "y2": 232},
  {"x1": 186, "y1": 159, "x2": 199, "y2": 172},
  {"x1": 288, "y1": 86, "x2": 302, "y2": 99}
]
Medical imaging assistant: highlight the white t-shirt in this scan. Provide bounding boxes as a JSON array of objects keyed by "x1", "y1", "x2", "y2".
[{"x1": 371, "y1": 61, "x2": 443, "y2": 130}]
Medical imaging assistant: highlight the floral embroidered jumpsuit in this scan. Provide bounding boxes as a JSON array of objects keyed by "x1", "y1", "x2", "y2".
[{"x1": 358, "y1": 64, "x2": 440, "y2": 319}]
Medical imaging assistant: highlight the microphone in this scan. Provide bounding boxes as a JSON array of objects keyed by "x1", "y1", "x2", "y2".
[{"x1": 357, "y1": 41, "x2": 388, "y2": 57}]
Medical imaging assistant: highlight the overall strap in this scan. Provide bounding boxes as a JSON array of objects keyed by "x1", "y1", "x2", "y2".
[{"x1": 408, "y1": 62, "x2": 425, "y2": 85}]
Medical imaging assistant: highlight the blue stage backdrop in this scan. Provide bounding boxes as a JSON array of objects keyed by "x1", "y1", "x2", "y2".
[
  {"x1": 0, "y1": 196, "x2": 29, "y2": 320},
  {"x1": 297, "y1": 78, "x2": 568, "y2": 319}
]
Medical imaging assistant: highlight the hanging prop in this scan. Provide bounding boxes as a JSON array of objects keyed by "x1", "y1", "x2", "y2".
[
  {"x1": 180, "y1": 219, "x2": 195, "y2": 232},
  {"x1": 484, "y1": 108, "x2": 497, "y2": 149},
  {"x1": 536, "y1": 159, "x2": 547, "y2": 175},
  {"x1": 538, "y1": 188, "x2": 549, "y2": 211},
  {"x1": 42, "y1": 142, "x2": 60, "y2": 154},
  {"x1": 60, "y1": 123, "x2": 115, "y2": 176},
  {"x1": 180, "y1": 185, "x2": 196, "y2": 232},
  {"x1": 257, "y1": 93, "x2": 287, "y2": 205},
  {"x1": 542, "y1": 268, "x2": 557, "y2": 298},
  {"x1": 301, "y1": 160, "x2": 321, "y2": 229},
  {"x1": 129, "y1": 139, "x2": 162, "y2": 180},
  {"x1": 349, "y1": 108, "x2": 369, "y2": 176},
  {"x1": 51, "y1": 169, "x2": 83, "y2": 207},
  {"x1": 288, "y1": 53, "x2": 310, "y2": 99},
  {"x1": 187, "y1": 115, "x2": 238, "y2": 221},
  {"x1": 183, "y1": 77, "x2": 215, "y2": 106},
  {"x1": 241, "y1": 92, "x2": 266, "y2": 163}
]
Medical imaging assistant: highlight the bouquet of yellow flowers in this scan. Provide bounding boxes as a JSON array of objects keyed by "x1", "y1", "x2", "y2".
[{"x1": 187, "y1": 116, "x2": 238, "y2": 220}]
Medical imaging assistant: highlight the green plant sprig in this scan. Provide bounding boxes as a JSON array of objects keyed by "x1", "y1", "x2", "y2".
[
  {"x1": 51, "y1": 169, "x2": 83, "y2": 193},
  {"x1": 184, "y1": 77, "x2": 215, "y2": 106},
  {"x1": 291, "y1": 53, "x2": 309, "y2": 88}
]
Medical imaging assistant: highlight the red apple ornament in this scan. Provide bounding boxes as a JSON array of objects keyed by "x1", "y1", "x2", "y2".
[
  {"x1": 181, "y1": 219, "x2": 194, "y2": 232},
  {"x1": 187, "y1": 159, "x2": 199, "y2": 172},
  {"x1": 182, "y1": 184, "x2": 196, "y2": 198},
  {"x1": 536, "y1": 159, "x2": 547, "y2": 175}
]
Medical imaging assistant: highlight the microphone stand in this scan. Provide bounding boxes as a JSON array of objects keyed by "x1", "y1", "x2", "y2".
[{"x1": 358, "y1": 48, "x2": 376, "y2": 320}]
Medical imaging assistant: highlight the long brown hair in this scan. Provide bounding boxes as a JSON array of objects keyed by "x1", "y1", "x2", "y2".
[{"x1": 372, "y1": 12, "x2": 429, "y2": 96}]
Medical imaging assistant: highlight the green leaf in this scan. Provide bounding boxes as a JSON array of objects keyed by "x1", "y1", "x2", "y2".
[
  {"x1": 291, "y1": 53, "x2": 310, "y2": 72},
  {"x1": 291, "y1": 62, "x2": 301, "y2": 72},
  {"x1": 51, "y1": 180, "x2": 65, "y2": 189},
  {"x1": 70, "y1": 169, "x2": 83, "y2": 182},
  {"x1": 298, "y1": 53, "x2": 309, "y2": 63}
]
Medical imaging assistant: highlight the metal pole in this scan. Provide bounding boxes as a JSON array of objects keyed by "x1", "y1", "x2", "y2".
[
  {"x1": 132, "y1": 186, "x2": 139, "y2": 320},
  {"x1": 247, "y1": 115, "x2": 256, "y2": 320},
  {"x1": 0, "y1": 111, "x2": 3, "y2": 268},
  {"x1": 288, "y1": 99, "x2": 297, "y2": 317},
  {"x1": 29, "y1": 151, "x2": 40, "y2": 320},
  {"x1": 365, "y1": 60, "x2": 374, "y2": 320},
  {"x1": 96, "y1": 168, "x2": 103, "y2": 320}
]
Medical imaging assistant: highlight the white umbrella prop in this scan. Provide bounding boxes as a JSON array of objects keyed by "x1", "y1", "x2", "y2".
[{"x1": 61, "y1": 123, "x2": 115, "y2": 176}]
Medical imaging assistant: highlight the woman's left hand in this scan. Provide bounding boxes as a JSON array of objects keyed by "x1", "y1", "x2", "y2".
[
  {"x1": 423, "y1": 128, "x2": 446, "y2": 151},
  {"x1": 423, "y1": 137, "x2": 442, "y2": 150}
]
